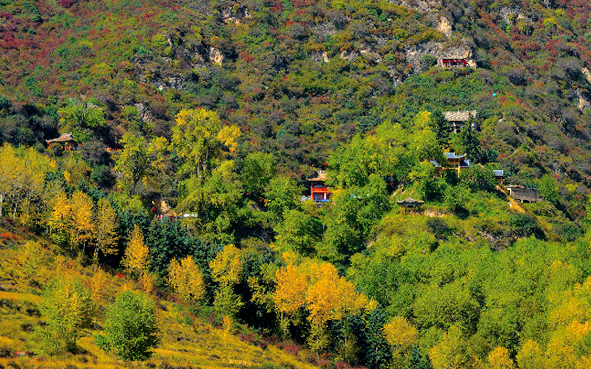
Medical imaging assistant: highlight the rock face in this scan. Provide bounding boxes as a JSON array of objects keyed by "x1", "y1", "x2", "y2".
[
  {"x1": 392, "y1": 0, "x2": 442, "y2": 12},
  {"x1": 209, "y1": 46, "x2": 224, "y2": 66},
  {"x1": 437, "y1": 16, "x2": 453, "y2": 38},
  {"x1": 576, "y1": 89, "x2": 591, "y2": 111}
]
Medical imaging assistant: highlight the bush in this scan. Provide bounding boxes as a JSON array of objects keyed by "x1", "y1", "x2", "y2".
[{"x1": 97, "y1": 291, "x2": 159, "y2": 361}]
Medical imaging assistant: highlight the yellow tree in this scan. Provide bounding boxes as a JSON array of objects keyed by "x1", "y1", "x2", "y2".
[
  {"x1": 70, "y1": 191, "x2": 95, "y2": 252},
  {"x1": 488, "y1": 347, "x2": 516, "y2": 369},
  {"x1": 167, "y1": 256, "x2": 205, "y2": 302},
  {"x1": 48, "y1": 191, "x2": 72, "y2": 246},
  {"x1": 429, "y1": 325, "x2": 471, "y2": 369},
  {"x1": 517, "y1": 340, "x2": 545, "y2": 369},
  {"x1": 93, "y1": 198, "x2": 119, "y2": 260},
  {"x1": 0, "y1": 144, "x2": 20, "y2": 218},
  {"x1": 384, "y1": 316, "x2": 419, "y2": 351},
  {"x1": 122, "y1": 225, "x2": 149, "y2": 278},
  {"x1": 210, "y1": 244, "x2": 243, "y2": 317}
]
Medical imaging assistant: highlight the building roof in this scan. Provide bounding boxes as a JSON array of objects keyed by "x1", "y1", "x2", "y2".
[
  {"x1": 308, "y1": 170, "x2": 328, "y2": 182},
  {"x1": 46, "y1": 133, "x2": 74, "y2": 144},
  {"x1": 396, "y1": 197, "x2": 424, "y2": 207},
  {"x1": 444, "y1": 152, "x2": 466, "y2": 160},
  {"x1": 443, "y1": 111, "x2": 477, "y2": 122},
  {"x1": 493, "y1": 170, "x2": 504, "y2": 177}
]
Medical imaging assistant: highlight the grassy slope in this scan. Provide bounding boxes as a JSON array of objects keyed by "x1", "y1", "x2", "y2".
[{"x1": 0, "y1": 222, "x2": 318, "y2": 369}]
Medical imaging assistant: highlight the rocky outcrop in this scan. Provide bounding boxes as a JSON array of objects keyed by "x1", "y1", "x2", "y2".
[{"x1": 405, "y1": 41, "x2": 474, "y2": 71}]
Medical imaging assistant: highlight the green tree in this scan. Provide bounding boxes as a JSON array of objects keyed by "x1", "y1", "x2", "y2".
[
  {"x1": 264, "y1": 175, "x2": 303, "y2": 220},
  {"x1": 275, "y1": 209, "x2": 322, "y2": 256},
  {"x1": 538, "y1": 174, "x2": 560, "y2": 205},
  {"x1": 97, "y1": 291, "x2": 160, "y2": 361},
  {"x1": 58, "y1": 99, "x2": 107, "y2": 143},
  {"x1": 431, "y1": 109, "x2": 450, "y2": 147},
  {"x1": 36, "y1": 277, "x2": 94, "y2": 354},
  {"x1": 240, "y1": 152, "x2": 276, "y2": 201},
  {"x1": 459, "y1": 121, "x2": 482, "y2": 163}
]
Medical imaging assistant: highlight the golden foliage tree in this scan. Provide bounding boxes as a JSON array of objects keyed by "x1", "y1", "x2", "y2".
[
  {"x1": 122, "y1": 225, "x2": 149, "y2": 277},
  {"x1": 517, "y1": 340, "x2": 545, "y2": 369},
  {"x1": 273, "y1": 261, "x2": 372, "y2": 349},
  {"x1": 429, "y1": 325, "x2": 471, "y2": 369},
  {"x1": 210, "y1": 244, "x2": 243, "y2": 287},
  {"x1": 167, "y1": 256, "x2": 205, "y2": 302},
  {"x1": 488, "y1": 346, "x2": 516, "y2": 369},
  {"x1": 70, "y1": 191, "x2": 95, "y2": 251},
  {"x1": 48, "y1": 191, "x2": 72, "y2": 245},
  {"x1": 210, "y1": 244, "x2": 243, "y2": 317},
  {"x1": 384, "y1": 316, "x2": 419, "y2": 351},
  {"x1": 93, "y1": 198, "x2": 119, "y2": 260}
]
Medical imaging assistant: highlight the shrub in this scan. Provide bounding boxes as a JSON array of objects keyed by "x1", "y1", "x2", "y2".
[{"x1": 97, "y1": 291, "x2": 159, "y2": 361}]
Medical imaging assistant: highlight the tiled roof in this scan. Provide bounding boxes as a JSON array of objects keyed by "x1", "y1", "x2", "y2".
[
  {"x1": 443, "y1": 111, "x2": 477, "y2": 122},
  {"x1": 444, "y1": 152, "x2": 466, "y2": 160}
]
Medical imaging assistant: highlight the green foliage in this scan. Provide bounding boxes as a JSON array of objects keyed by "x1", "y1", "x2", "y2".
[{"x1": 97, "y1": 291, "x2": 159, "y2": 361}]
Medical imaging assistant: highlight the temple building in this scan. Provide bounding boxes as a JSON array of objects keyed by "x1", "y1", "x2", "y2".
[
  {"x1": 308, "y1": 171, "x2": 331, "y2": 203},
  {"x1": 443, "y1": 111, "x2": 478, "y2": 133}
]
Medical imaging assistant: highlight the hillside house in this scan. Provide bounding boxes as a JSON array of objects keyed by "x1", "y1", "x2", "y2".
[
  {"x1": 506, "y1": 185, "x2": 542, "y2": 203},
  {"x1": 441, "y1": 58, "x2": 469, "y2": 68},
  {"x1": 444, "y1": 111, "x2": 478, "y2": 133},
  {"x1": 493, "y1": 170, "x2": 504, "y2": 185},
  {"x1": 45, "y1": 133, "x2": 77, "y2": 151},
  {"x1": 308, "y1": 171, "x2": 331, "y2": 203},
  {"x1": 431, "y1": 152, "x2": 471, "y2": 175}
]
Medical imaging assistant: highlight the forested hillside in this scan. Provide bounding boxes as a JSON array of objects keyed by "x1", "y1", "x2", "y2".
[{"x1": 3, "y1": 0, "x2": 591, "y2": 368}]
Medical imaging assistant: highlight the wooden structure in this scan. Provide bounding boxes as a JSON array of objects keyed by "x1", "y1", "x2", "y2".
[
  {"x1": 45, "y1": 133, "x2": 77, "y2": 151},
  {"x1": 308, "y1": 171, "x2": 331, "y2": 203},
  {"x1": 493, "y1": 170, "x2": 504, "y2": 185},
  {"x1": 506, "y1": 185, "x2": 542, "y2": 203},
  {"x1": 443, "y1": 111, "x2": 478, "y2": 133},
  {"x1": 431, "y1": 152, "x2": 471, "y2": 175},
  {"x1": 441, "y1": 58, "x2": 468, "y2": 68},
  {"x1": 396, "y1": 197, "x2": 424, "y2": 214}
]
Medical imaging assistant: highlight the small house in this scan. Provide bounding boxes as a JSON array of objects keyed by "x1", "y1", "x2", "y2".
[
  {"x1": 493, "y1": 170, "x2": 504, "y2": 185},
  {"x1": 443, "y1": 111, "x2": 478, "y2": 133},
  {"x1": 45, "y1": 133, "x2": 77, "y2": 151},
  {"x1": 506, "y1": 185, "x2": 542, "y2": 203},
  {"x1": 441, "y1": 58, "x2": 469, "y2": 68},
  {"x1": 431, "y1": 153, "x2": 471, "y2": 175},
  {"x1": 308, "y1": 171, "x2": 331, "y2": 203}
]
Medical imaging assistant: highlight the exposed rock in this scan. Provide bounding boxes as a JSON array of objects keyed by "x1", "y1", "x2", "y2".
[
  {"x1": 576, "y1": 89, "x2": 591, "y2": 111},
  {"x1": 437, "y1": 16, "x2": 453, "y2": 38},
  {"x1": 339, "y1": 49, "x2": 357, "y2": 62},
  {"x1": 221, "y1": 5, "x2": 250, "y2": 24},
  {"x1": 582, "y1": 67, "x2": 591, "y2": 85},
  {"x1": 392, "y1": 0, "x2": 442, "y2": 12},
  {"x1": 311, "y1": 51, "x2": 330, "y2": 63},
  {"x1": 209, "y1": 46, "x2": 224, "y2": 66}
]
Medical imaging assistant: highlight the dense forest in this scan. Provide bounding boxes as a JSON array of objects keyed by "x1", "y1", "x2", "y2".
[{"x1": 3, "y1": 0, "x2": 591, "y2": 368}]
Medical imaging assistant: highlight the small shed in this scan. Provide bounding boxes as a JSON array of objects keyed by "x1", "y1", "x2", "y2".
[
  {"x1": 443, "y1": 111, "x2": 478, "y2": 133},
  {"x1": 506, "y1": 185, "x2": 542, "y2": 203},
  {"x1": 396, "y1": 197, "x2": 424, "y2": 214},
  {"x1": 308, "y1": 171, "x2": 331, "y2": 203},
  {"x1": 493, "y1": 170, "x2": 504, "y2": 185},
  {"x1": 45, "y1": 133, "x2": 77, "y2": 151}
]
